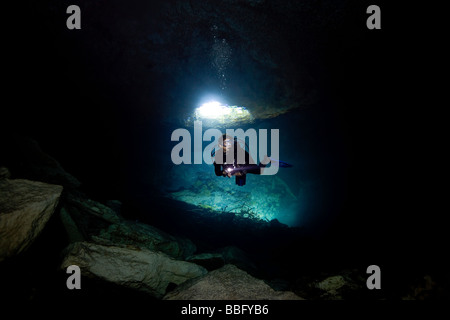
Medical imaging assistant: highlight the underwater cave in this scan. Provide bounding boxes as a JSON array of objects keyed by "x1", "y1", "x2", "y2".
[{"x1": 0, "y1": 0, "x2": 448, "y2": 312}]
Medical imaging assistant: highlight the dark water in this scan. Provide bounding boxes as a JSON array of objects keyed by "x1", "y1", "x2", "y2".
[{"x1": 2, "y1": 0, "x2": 448, "y2": 304}]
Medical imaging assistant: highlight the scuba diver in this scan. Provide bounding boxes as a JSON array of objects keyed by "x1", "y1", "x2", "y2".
[{"x1": 212, "y1": 134, "x2": 270, "y2": 186}]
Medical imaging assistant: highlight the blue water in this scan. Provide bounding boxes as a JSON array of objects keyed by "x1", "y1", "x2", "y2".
[{"x1": 135, "y1": 106, "x2": 348, "y2": 231}]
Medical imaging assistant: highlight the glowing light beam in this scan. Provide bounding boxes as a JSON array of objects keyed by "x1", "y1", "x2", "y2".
[
  {"x1": 193, "y1": 101, "x2": 252, "y2": 126},
  {"x1": 196, "y1": 101, "x2": 231, "y2": 119}
]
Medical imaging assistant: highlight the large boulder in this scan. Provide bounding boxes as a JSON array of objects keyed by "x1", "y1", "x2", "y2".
[
  {"x1": 60, "y1": 192, "x2": 196, "y2": 259},
  {"x1": 164, "y1": 264, "x2": 303, "y2": 300},
  {"x1": 60, "y1": 242, "x2": 207, "y2": 299},
  {"x1": 0, "y1": 179, "x2": 63, "y2": 261},
  {"x1": 59, "y1": 192, "x2": 124, "y2": 243},
  {"x1": 64, "y1": 193, "x2": 122, "y2": 225},
  {"x1": 93, "y1": 220, "x2": 196, "y2": 260}
]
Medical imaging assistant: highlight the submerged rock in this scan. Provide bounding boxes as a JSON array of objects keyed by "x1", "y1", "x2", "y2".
[
  {"x1": 60, "y1": 193, "x2": 124, "y2": 242},
  {"x1": 64, "y1": 193, "x2": 122, "y2": 225},
  {"x1": 0, "y1": 179, "x2": 63, "y2": 261},
  {"x1": 0, "y1": 167, "x2": 11, "y2": 180},
  {"x1": 93, "y1": 220, "x2": 196, "y2": 260},
  {"x1": 164, "y1": 264, "x2": 303, "y2": 300},
  {"x1": 60, "y1": 241, "x2": 207, "y2": 299},
  {"x1": 60, "y1": 192, "x2": 196, "y2": 259},
  {"x1": 104, "y1": 199, "x2": 122, "y2": 216},
  {"x1": 59, "y1": 207, "x2": 85, "y2": 243},
  {"x1": 311, "y1": 275, "x2": 354, "y2": 299},
  {"x1": 186, "y1": 253, "x2": 225, "y2": 271},
  {"x1": 315, "y1": 275, "x2": 346, "y2": 294}
]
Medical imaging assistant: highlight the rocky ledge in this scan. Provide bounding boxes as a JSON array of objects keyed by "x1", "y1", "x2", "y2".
[{"x1": 0, "y1": 178, "x2": 63, "y2": 262}]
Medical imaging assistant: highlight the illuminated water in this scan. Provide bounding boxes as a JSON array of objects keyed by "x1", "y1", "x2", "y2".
[{"x1": 140, "y1": 106, "x2": 348, "y2": 230}]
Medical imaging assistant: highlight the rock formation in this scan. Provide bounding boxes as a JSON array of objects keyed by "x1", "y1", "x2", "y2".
[
  {"x1": 0, "y1": 178, "x2": 63, "y2": 261},
  {"x1": 164, "y1": 264, "x2": 303, "y2": 300},
  {"x1": 60, "y1": 241, "x2": 207, "y2": 299}
]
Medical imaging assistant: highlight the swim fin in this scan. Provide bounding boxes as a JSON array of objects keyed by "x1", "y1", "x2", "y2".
[{"x1": 269, "y1": 158, "x2": 293, "y2": 168}]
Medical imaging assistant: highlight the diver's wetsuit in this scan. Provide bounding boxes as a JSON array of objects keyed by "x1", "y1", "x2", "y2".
[{"x1": 213, "y1": 143, "x2": 266, "y2": 186}]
